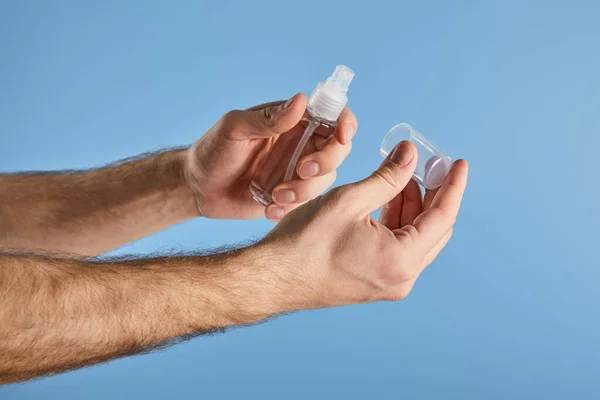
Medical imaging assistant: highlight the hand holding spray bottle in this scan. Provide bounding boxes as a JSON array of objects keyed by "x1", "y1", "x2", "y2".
[{"x1": 249, "y1": 65, "x2": 355, "y2": 206}]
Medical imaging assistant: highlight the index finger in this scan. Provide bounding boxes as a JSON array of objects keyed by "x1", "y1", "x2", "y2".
[
  {"x1": 334, "y1": 107, "x2": 358, "y2": 145},
  {"x1": 411, "y1": 160, "x2": 468, "y2": 249}
]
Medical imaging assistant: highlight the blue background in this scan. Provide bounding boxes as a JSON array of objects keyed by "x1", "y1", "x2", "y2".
[{"x1": 1, "y1": 0, "x2": 599, "y2": 398}]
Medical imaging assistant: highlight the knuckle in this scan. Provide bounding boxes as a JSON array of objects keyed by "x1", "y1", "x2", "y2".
[
  {"x1": 324, "y1": 186, "x2": 346, "y2": 203},
  {"x1": 317, "y1": 185, "x2": 357, "y2": 217},
  {"x1": 219, "y1": 110, "x2": 242, "y2": 131},
  {"x1": 260, "y1": 107, "x2": 277, "y2": 127},
  {"x1": 304, "y1": 194, "x2": 337, "y2": 226},
  {"x1": 395, "y1": 225, "x2": 419, "y2": 248},
  {"x1": 372, "y1": 164, "x2": 403, "y2": 190},
  {"x1": 221, "y1": 109, "x2": 241, "y2": 123},
  {"x1": 327, "y1": 185, "x2": 359, "y2": 209}
]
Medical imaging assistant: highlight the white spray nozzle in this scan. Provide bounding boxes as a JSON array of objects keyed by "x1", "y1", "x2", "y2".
[
  {"x1": 307, "y1": 65, "x2": 354, "y2": 122},
  {"x1": 327, "y1": 65, "x2": 354, "y2": 94}
]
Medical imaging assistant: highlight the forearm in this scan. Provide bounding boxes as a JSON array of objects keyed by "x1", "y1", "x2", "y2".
[
  {"x1": 0, "y1": 149, "x2": 199, "y2": 256},
  {"x1": 0, "y1": 244, "x2": 294, "y2": 384}
]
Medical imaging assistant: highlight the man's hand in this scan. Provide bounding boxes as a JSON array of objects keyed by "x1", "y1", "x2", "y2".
[
  {"x1": 184, "y1": 93, "x2": 357, "y2": 221},
  {"x1": 261, "y1": 141, "x2": 469, "y2": 307}
]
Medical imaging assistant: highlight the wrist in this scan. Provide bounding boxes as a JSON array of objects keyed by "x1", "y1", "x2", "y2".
[
  {"x1": 181, "y1": 146, "x2": 208, "y2": 218},
  {"x1": 202, "y1": 242, "x2": 313, "y2": 324},
  {"x1": 164, "y1": 149, "x2": 202, "y2": 219},
  {"x1": 246, "y1": 240, "x2": 326, "y2": 313}
]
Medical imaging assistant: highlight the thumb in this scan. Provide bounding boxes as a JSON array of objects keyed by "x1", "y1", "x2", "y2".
[
  {"x1": 346, "y1": 141, "x2": 417, "y2": 215},
  {"x1": 233, "y1": 93, "x2": 307, "y2": 139}
]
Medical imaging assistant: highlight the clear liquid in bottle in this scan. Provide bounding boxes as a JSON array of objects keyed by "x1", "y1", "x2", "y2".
[{"x1": 249, "y1": 114, "x2": 335, "y2": 206}]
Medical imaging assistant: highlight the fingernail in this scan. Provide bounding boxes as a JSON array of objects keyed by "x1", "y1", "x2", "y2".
[
  {"x1": 273, "y1": 189, "x2": 296, "y2": 204},
  {"x1": 267, "y1": 205, "x2": 285, "y2": 221},
  {"x1": 298, "y1": 161, "x2": 319, "y2": 178},
  {"x1": 283, "y1": 97, "x2": 295, "y2": 110},
  {"x1": 391, "y1": 141, "x2": 414, "y2": 166},
  {"x1": 345, "y1": 124, "x2": 355, "y2": 141}
]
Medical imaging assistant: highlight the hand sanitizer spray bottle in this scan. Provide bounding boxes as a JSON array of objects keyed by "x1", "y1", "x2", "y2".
[{"x1": 250, "y1": 65, "x2": 354, "y2": 206}]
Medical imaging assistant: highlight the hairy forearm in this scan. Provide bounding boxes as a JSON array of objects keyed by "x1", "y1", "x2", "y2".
[
  {"x1": 0, "y1": 244, "x2": 296, "y2": 384},
  {"x1": 0, "y1": 150, "x2": 199, "y2": 255}
]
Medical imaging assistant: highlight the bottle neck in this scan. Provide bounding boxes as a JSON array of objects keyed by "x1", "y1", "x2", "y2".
[{"x1": 306, "y1": 104, "x2": 338, "y2": 125}]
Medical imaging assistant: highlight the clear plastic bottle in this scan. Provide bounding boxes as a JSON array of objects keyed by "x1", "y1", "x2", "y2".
[
  {"x1": 250, "y1": 65, "x2": 354, "y2": 206},
  {"x1": 381, "y1": 123, "x2": 452, "y2": 190}
]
